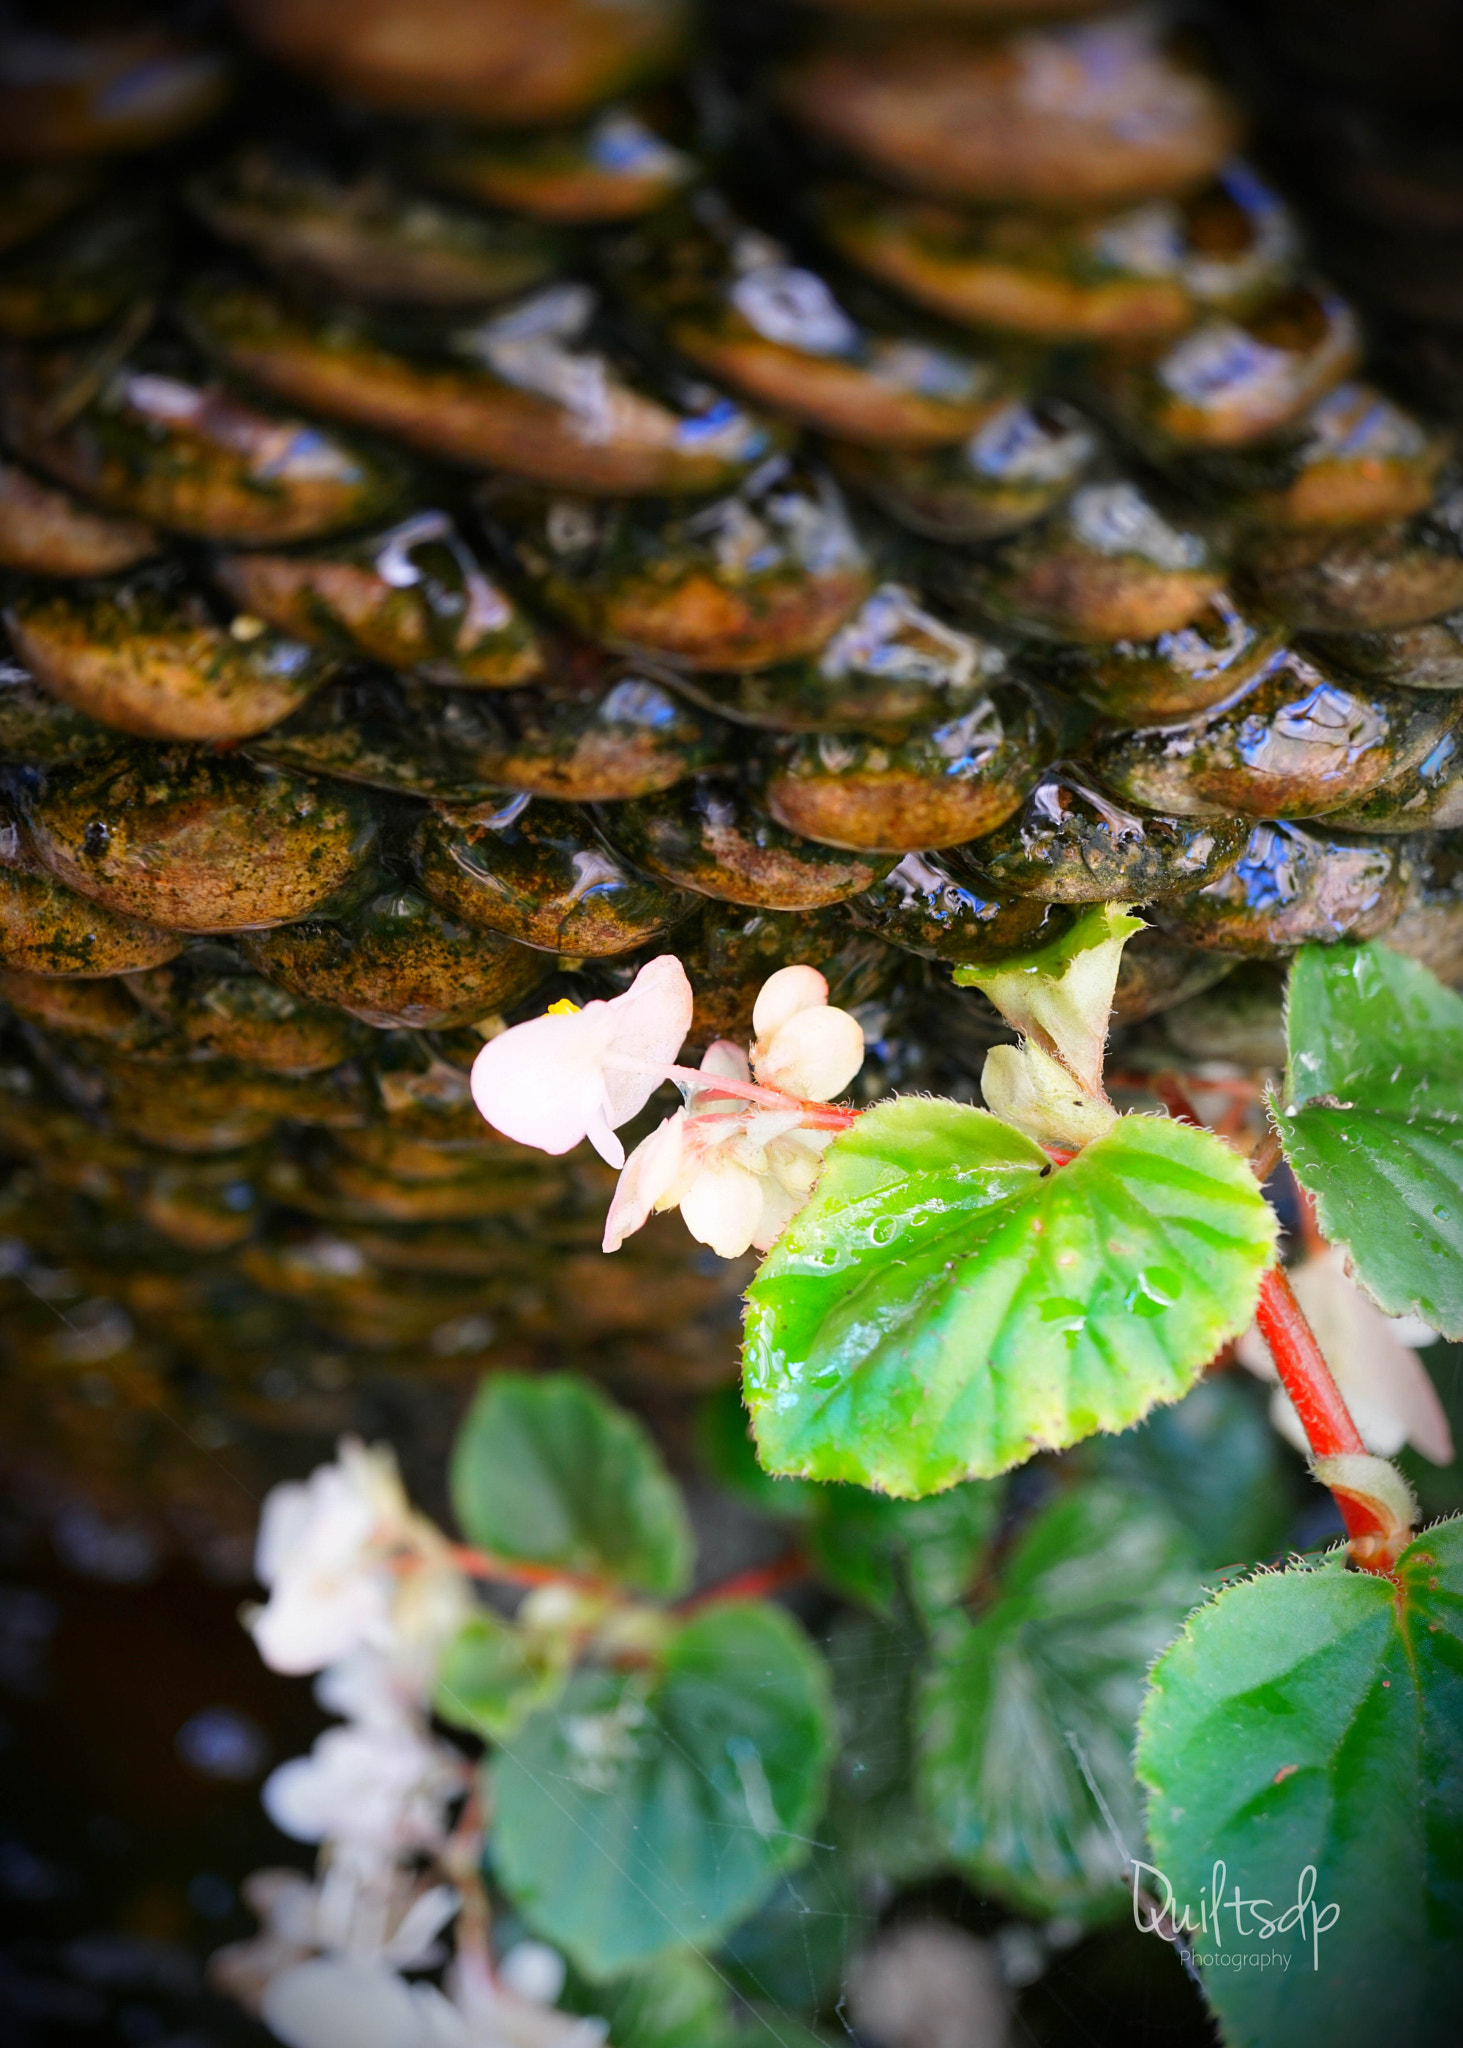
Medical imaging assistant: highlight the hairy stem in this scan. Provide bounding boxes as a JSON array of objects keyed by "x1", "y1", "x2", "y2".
[
  {"x1": 677, "y1": 1550, "x2": 807, "y2": 1615},
  {"x1": 1156, "y1": 1072, "x2": 1395, "y2": 1571},
  {"x1": 449, "y1": 1544, "x2": 609, "y2": 1596}
]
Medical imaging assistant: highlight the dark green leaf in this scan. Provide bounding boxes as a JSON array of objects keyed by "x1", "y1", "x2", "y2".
[
  {"x1": 450, "y1": 1372, "x2": 693, "y2": 1597},
  {"x1": 920, "y1": 1484, "x2": 1202, "y2": 1918},
  {"x1": 718, "y1": 1853, "x2": 861, "y2": 2018},
  {"x1": 823, "y1": 1612, "x2": 945, "y2": 1886},
  {"x1": 1137, "y1": 1516, "x2": 1463, "y2": 2048},
  {"x1": 588, "y1": 1952, "x2": 737, "y2": 2048},
  {"x1": 433, "y1": 1610, "x2": 569, "y2": 1742},
  {"x1": 808, "y1": 1481, "x2": 1001, "y2": 1619},
  {"x1": 698, "y1": 1388, "x2": 1000, "y2": 1613},
  {"x1": 1277, "y1": 941, "x2": 1463, "y2": 1336},
  {"x1": 1076, "y1": 1374, "x2": 1298, "y2": 1569},
  {"x1": 695, "y1": 1385, "x2": 821, "y2": 1522},
  {"x1": 745, "y1": 1099, "x2": 1276, "y2": 1496},
  {"x1": 491, "y1": 1601, "x2": 834, "y2": 1978}
]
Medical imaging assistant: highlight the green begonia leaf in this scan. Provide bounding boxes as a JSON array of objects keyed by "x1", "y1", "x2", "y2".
[
  {"x1": 433, "y1": 1610, "x2": 570, "y2": 1742},
  {"x1": 1077, "y1": 1374, "x2": 1297, "y2": 1570},
  {"x1": 744, "y1": 1099, "x2": 1276, "y2": 1496},
  {"x1": 1137, "y1": 1516, "x2": 1463, "y2": 2048},
  {"x1": 807, "y1": 1481, "x2": 1001, "y2": 1619},
  {"x1": 696, "y1": 1385, "x2": 822, "y2": 1522},
  {"x1": 697, "y1": 1387, "x2": 1000, "y2": 1614},
  {"x1": 491, "y1": 1601, "x2": 834, "y2": 1978},
  {"x1": 1276, "y1": 941, "x2": 1463, "y2": 1337},
  {"x1": 919, "y1": 1484, "x2": 1203, "y2": 1919},
  {"x1": 450, "y1": 1372, "x2": 693, "y2": 1597},
  {"x1": 588, "y1": 1952, "x2": 737, "y2": 2048}
]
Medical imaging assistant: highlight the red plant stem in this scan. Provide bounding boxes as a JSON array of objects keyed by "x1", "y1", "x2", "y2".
[
  {"x1": 449, "y1": 1544, "x2": 610, "y2": 1596},
  {"x1": 1254, "y1": 1267, "x2": 1366, "y2": 1461},
  {"x1": 677, "y1": 1550, "x2": 807, "y2": 1615},
  {"x1": 1156, "y1": 1071, "x2": 1389, "y2": 1560}
]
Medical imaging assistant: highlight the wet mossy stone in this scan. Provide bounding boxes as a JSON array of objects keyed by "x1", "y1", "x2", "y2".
[
  {"x1": 1092, "y1": 647, "x2": 1458, "y2": 820},
  {"x1": 98, "y1": 1053, "x2": 368, "y2": 1155},
  {"x1": 418, "y1": 105, "x2": 694, "y2": 225},
  {"x1": 1209, "y1": 382, "x2": 1453, "y2": 531},
  {"x1": 779, "y1": 17, "x2": 1241, "y2": 211},
  {"x1": 491, "y1": 459, "x2": 873, "y2": 672},
  {"x1": 5, "y1": 563, "x2": 336, "y2": 745},
  {"x1": 938, "y1": 479, "x2": 1225, "y2": 645},
  {"x1": 1153, "y1": 820, "x2": 1410, "y2": 955},
  {"x1": 677, "y1": 901, "x2": 898, "y2": 1048},
  {"x1": 1305, "y1": 610, "x2": 1463, "y2": 693},
  {"x1": 0, "y1": 20, "x2": 231, "y2": 159},
  {"x1": 956, "y1": 769, "x2": 1248, "y2": 902},
  {"x1": 0, "y1": 163, "x2": 104, "y2": 258},
  {"x1": 828, "y1": 397, "x2": 1098, "y2": 544},
  {"x1": 0, "y1": 458, "x2": 157, "y2": 579},
  {"x1": 599, "y1": 775, "x2": 896, "y2": 910},
  {"x1": 1160, "y1": 959, "x2": 1287, "y2": 1069},
  {"x1": 1111, "y1": 925, "x2": 1237, "y2": 1024},
  {"x1": 19, "y1": 745, "x2": 381, "y2": 933},
  {"x1": 761, "y1": 684, "x2": 1049, "y2": 851},
  {"x1": 230, "y1": 0, "x2": 687, "y2": 127},
  {"x1": 187, "y1": 146, "x2": 565, "y2": 307},
  {"x1": 246, "y1": 671, "x2": 505, "y2": 804},
  {"x1": 1, "y1": 334, "x2": 409, "y2": 546},
  {"x1": 365, "y1": 1029, "x2": 505, "y2": 1144},
  {"x1": 1039, "y1": 593, "x2": 1286, "y2": 723},
  {"x1": 844, "y1": 850, "x2": 1066, "y2": 962},
  {"x1": 250, "y1": 662, "x2": 717, "y2": 805},
  {"x1": 0, "y1": 966, "x2": 160, "y2": 1050},
  {"x1": 125, "y1": 949, "x2": 367, "y2": 1073},
  {"x1": 819, "y1": 162, "x2": 1295, "y2": 344},
  {"x1": 414, "y1": 795, "x2": 695, "y2": 956},
  {"x1": 183, "y1": 274, "x2": 779, "y2": 497},
  {"x1": 1092, "y1": 280, "x2": 1360, "y2": 456},
  {"x1": 136, "y1": 1153, "x2": 266, "y2": 1254},
  {"x1": 0, "y1": 801, "x2": 181, "y2": 976},
  {"x1": 1386, "y1": 832, "x2": 1463, "y2": 987},
  {"x1": 1318, "y1": 718, "x2": 1463, "y2": 833},
  {"x1": 240, "y1": 881, "x2": 545, "y2": 1031},
  {"x1": 610, "y1": 192, "x2": 1017, "y2": 448},
  {"x1": 213, "y1": 511, "x2": 543, "y2": 689},
  {"x1": 656, "y1": 582, "x2": 1013, "y2": 735},
  {"x1": 1241, "y1": 485, "x2": 1463, "y2": 631},
  {"x1": 0, "y1": 198, "x2": 166, "y2": 341},
  {"x1": 0, "y1": 656, "x2": 117, "y2": 767},
  {"x1": 332, "y1": 1122, "x2": 515, "y2": 1180},
  {"x1": 450, "y1": 660, "x2": 722, "y2": 801},
  {"x1": 305, "y1": 1145, "x2": 551, "y2": 1226}
]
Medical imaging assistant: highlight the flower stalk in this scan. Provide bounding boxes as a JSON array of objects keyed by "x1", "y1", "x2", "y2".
[{"x1": 1161, "y1": 1075, "x2": 1410, "y2": 1574}]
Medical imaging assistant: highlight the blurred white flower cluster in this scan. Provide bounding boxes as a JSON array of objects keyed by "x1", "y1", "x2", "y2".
[
  {"x1": 471, "y1": 957, "x2": 866, "y2": 1260},
  {"x1": 214, "y1": 1440, "x2": 607, "y2": 2048}
]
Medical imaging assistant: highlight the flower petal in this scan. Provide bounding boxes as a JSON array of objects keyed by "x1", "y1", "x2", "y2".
[
  {"x1": 752, "y1": 964, "x2": 828, "y2": 1044},
  {"x1": 757, "y1": 1004, "x2": 864, "y2": 1101},
  {"x1": 603, "y1": 1113, "x2": 687, "y2": 1253},
  {"x1": 598, "y1": 955, "x2": 694, "y2": 1128},
  {"x1": 470, "y1": 1009, "x2": 614, "y2": 1156},
  {"x1": 679, "y1": 1161, "x2": 767, "y2": 1259}
]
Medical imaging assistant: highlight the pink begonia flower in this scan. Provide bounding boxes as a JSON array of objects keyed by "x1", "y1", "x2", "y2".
[
  {"x1": 1237, "y1": 1245, "x2": 1453, "y2": 1463},
  {"x1": 248, "y1": 1441, "x2": 468, "y2": 1678},
  {"x1": 469, "y1": 955, "x2": 693, "y2": 1168},
  {"x1": 261, "y1": 1955, "x2": 608, "y2": 2048},
  {"x1": 208, "y1": 1867, "x2": 458, "y2": 2013},
  {"x1": 603, "y1": 967, "x2": 865, "y2": 1260},
  {"x1": 263, "y1": 1717, "x2": 469, "y2": 1850}
]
